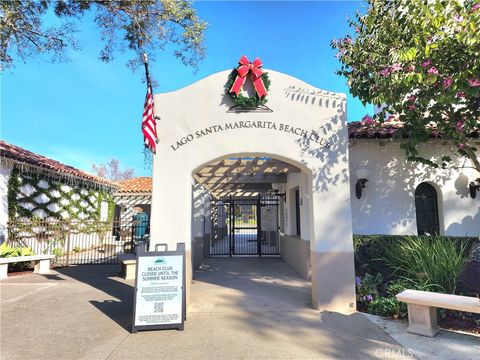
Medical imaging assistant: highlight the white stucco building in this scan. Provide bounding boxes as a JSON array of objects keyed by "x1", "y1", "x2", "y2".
[
  {"x1": 113, "y1": 177, "x2": 152, "y2": 223},
  {"x1": 142, "y1": 67, "x2": 480, "y2": 313},
  {"x1": 148, "y1": 68, "x2": 479, "y2": 315},
  {"x1": 151, "y1": 69, "x2": 356, "y2": 314},
  {"x1": 348, "y1": 123, "x2": 480, "y2": 237},
  {"x1": 0, "y1": 140, "x2": 116, "y2": 246},
  {"x1": 2, "y1": 67, "x2": 478, "y2": 316}
]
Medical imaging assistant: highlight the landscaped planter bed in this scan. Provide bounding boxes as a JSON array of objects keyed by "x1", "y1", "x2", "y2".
[
  {"x1": 354, "y1": 234, "x2": 479, "y2": 335},
  {"x1": 438, "y1": 310, "x2": 480, "y2": 335}
]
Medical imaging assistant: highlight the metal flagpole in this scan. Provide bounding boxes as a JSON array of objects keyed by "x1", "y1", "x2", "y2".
[
  {"x1": 142, "y1": 53, "x2": 159, "y2": 147},
  {"x1": 142, "y1": 53, "x2": 153, "y2": 93},
  {"x1": 142, "y1": 53, "x2": 157, "y2": 253}
]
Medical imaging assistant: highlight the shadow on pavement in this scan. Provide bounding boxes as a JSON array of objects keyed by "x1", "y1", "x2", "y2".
[
  {"x1": 191, "y1": 257, "x2": 408, "y2": 359},
  {"x1": 55, "y1": 265, "x2": 134, "y2": 332},
  {"x1": 39, "y1": 273, "x2": 66, "y2": 281}
]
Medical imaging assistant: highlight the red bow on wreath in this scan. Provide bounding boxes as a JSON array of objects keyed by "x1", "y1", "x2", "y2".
[{"x1": 229, "y1": 56, "x2": 268, "y2": 98}]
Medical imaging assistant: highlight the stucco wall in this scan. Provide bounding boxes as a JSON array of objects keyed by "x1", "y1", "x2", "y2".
[
  {"x1": 280, "y1": 234, "x2": 311, "y2": 279},
  {"x1": 0, "y1": 164, "x2": 12, "y2": 242},
  {"x1": 283, "y1": 172, "x2": 311, "y2": 240},
  {"x1": 349, "y1": 140, "x2": 480, "y2": 236},
  {"x1": 191, "y1": 183, "x2": 209, "y2": 269},
  {"x1": 151, "y1": 69, "x2": 356, "y2": 313},
  {"x1": 151, "y1": 69, "x2": 353, "y2": 256}
]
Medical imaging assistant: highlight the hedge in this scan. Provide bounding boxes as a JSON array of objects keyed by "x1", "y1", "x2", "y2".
[{"x1": 353, "y1": 234, "x2": 477, "y2": 280}]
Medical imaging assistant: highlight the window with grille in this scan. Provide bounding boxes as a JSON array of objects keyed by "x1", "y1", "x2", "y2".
[{"x1": 414, "y1": 183, "x2": 440, "y2": 235}]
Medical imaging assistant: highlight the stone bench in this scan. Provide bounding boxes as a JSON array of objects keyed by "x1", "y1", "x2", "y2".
[
  {"x1": 118, "y1": 253, "x2": 136, "y2": 280},
  {"x1": 0, "y1": 254, "x2": 55, "y2": 279},
  {"x1": 396, "y1": 289, "x2": 480, "y2": 337}
]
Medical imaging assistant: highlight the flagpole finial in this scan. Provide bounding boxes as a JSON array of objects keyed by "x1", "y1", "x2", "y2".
[{"x1": 142, "y1": 53, "x2": 148, "y2": 64}]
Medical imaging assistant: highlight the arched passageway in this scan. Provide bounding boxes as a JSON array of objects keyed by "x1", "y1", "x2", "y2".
[
  {"x1": 191, "y1": 155, "x2": 313, "y2": 278},
  {"x1": 150, "y1": 69, "x2": 355, "y2": 314}
]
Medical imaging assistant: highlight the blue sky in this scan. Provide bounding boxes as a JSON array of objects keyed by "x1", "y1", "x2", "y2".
[{"x1": 1, "y1": 1, "x2": 372, "y2": 177}]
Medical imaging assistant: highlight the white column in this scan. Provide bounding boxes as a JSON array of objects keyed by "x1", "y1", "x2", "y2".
[
  {"x1": 150, "y1": 165, "x2": 191, "y2": 253},
  {"x1": 309, "y1": 168, "x2": 356, "y2": 314},
  {"x1": 150, "y1": 163, "x2": 194, "y2": 308}
]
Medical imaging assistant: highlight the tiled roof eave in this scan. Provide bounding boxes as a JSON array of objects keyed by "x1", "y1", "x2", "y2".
[
  {"x1": 348, "y1": 135, "x2": 480, "y2": 142},
  {"x1": 347, "y1": 121, "x2": 480, "y2": 140},
  {"x1": 114, "y1": 191, "x2": 152, "y2": 196},
  {"x1": 1, "y1": 157, "x2": 117, "y2": 191},
  {"x1": 115, "y1": 177, "x2": 152, "y2": 193},
  {"x1": 0, "y1": 140, "x2": 116, "y2": 190}
]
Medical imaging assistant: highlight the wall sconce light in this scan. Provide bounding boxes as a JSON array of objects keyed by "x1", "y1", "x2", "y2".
[
  {"x1": 268, "y1": 189, "x2": 287, "y2": 202},
  {"x1": 469, "y1": 179, "x2": 480, "y2": 199},
  {"x1": 355, "y1": 167, "x2": 370, "y2": 199}
]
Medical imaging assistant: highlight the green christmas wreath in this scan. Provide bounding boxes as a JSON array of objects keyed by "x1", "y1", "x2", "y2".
[{"x1": 224, "y1": 68, "x2": 271, "y2": 109}]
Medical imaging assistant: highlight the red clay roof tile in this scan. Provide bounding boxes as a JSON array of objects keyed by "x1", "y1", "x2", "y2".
[
  {"x1": 116, "y1": 177, "x2": 152, "y2": 193},
  {"x1": 348, "y1": 121, "x2": 480, "y2": 139},
  {"x1": 0, "y1": 140, "x2": 115, "y2": 188}
]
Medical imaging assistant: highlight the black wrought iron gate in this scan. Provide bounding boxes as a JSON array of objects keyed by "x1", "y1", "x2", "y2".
[{"x1": 206, "y1": 195, "x2": 280, "y2": 256}]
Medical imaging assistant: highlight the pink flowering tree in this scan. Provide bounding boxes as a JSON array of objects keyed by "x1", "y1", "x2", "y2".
[
  {"x1": 333, "y1": 0, "x2": 480, "y2": 174},
  {"x1": 92, "y1": 159, "x2": 135, "y2": 181}
]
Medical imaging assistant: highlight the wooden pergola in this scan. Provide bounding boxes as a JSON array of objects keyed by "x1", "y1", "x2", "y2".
[{"x1": 193, "y1": 157, "x2": 301, "y2": 198}]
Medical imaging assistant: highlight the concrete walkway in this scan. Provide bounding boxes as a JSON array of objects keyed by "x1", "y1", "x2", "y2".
[
  {"x1": 364, "y1": 313, "x2": 480, "y2": 360},
  {"x1": 2, "y1": 258, "x2": 407, "y2": 359}
]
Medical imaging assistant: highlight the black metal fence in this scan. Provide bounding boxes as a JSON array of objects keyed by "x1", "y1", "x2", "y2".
[
  {"x1": 206, "y1": 195, "x2": 280, "y2": 256},
  {"x1": 6, "y1": 219, "x2": 149, "y2": 265}
]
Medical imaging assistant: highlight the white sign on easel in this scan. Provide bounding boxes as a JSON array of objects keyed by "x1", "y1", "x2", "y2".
[{"x1": 132, "y1": 243, "x2": 185, "y2": 332}]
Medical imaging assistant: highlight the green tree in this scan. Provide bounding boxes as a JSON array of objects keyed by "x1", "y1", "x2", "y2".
[
  {"x1": 0, "y1": 0, "x2": 206, "y2": 71},
  {"x1": 333, "y1": 0, "x2": 480, "y2": 174}
]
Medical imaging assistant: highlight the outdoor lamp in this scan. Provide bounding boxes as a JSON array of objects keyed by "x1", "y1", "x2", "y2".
[
  {"x1": 355, "y1": 167, "x2": 370, "y2": 199},
  {"x1": 268, "y1": 188, "x2": 287, "y2": 202},
  {"x1": 469, "y1": 179, "x2": 480, "y2": 199}
]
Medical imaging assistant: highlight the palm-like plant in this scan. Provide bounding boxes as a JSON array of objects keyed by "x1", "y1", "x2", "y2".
[{"x1": 383, "y1": 235, "x2": 470, "y2": 294}]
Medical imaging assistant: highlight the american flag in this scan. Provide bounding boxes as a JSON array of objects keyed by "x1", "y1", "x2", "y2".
[{"x1": 142, "y1": 85, "x2": 158, "y2": 153}]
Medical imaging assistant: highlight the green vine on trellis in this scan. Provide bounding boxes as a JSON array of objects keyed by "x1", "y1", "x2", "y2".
[
  {"x1": 7, "y1": 167, "x2": 21, "y2": 221},
  {"x1": 7, "y1": 166, "x2": 114, "y2": 231}
]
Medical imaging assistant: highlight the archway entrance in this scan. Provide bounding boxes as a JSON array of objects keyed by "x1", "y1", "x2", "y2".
[
  {"x1": 193, "y1": 156, "x2": 303, "y2": 258},
  {"x1": 150, "y1": 69, "x2": 356, "y2": 314}
]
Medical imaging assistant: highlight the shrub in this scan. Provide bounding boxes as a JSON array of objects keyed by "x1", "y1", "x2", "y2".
[
  {"x1": 0, "y1": 242, "x2": 34, "y2": 258},
  {"x1": 468, "y1": 242, "x2": 480, "y2": 263},
  {"x1": 367, "y1": 278, "x2": 436, "y2": 319},
  {"x1": 353, "y1": 235, "x2": 475, "y2": 278},
  {"x1": 0, "y1": 242, "x2": 35, "y2": 271},
  {"x1": 458, "y1": 242, "x2": 480, "y2": 294},
  {"x1": 353, "y1": 234, "x2": 474, "y2": 319},
  {"x1": 356, "y1": 273, "x2": 383, "y2": 298},
  {"x1": 0, "y1": 242, "x2": 18, "y2": 258},
  {"x1": 43, "y1": 238, "x2": 64, "y2": 258},
  {"x1": 382, "y1": 235, "x2": 470, "y2": 294},
  {"x1": 355, "y1": 273, "x2": 383, "y2": 310},
  {"x1": 368, "y1": 297, "x2": 402, "y2": 317},
  {"x1": 52, "y1": 247, "x2": 64, "y2": 258},
  {"x1": 353, "y1": 235, "x2": 405, "y2": 278},
  {"x1": 362, "y1": 278, "x2": 406, "y2": 318}
]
